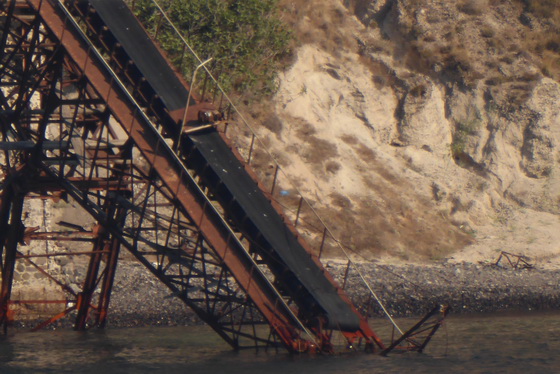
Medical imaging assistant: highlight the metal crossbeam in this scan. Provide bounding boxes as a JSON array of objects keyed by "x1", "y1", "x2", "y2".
[
  {"x1": 0, "y1": 0, "x2": 310, "y2": 352},
  {"x1": 0, "y1": 0, "x2": 450, "y2": 356}
]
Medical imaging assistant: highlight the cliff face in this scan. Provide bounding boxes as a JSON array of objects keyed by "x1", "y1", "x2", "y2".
[{"x1": 254, "y1": 0, "x2": 560, "y2": 265}]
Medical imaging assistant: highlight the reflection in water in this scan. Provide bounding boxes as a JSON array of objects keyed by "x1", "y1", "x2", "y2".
[{"x1": 0, "y1": 312, "x2": 559, "y2": 373}]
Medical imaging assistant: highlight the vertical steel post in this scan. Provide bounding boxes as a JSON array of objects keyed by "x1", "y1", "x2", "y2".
[
  {"x1": 175, "y1": 58, "x2": 213, "y2": 152},
  {"x1": 153, "y1": 12, "x2": 164, "y2": 39},
  {"x1": 74, "y1": 225, "x2": 108, "y2": 330},
  {"x1": 247, "y1": 134, "x2": 256, "y2": 164},
  {"x1": 270, "y1": 165, "x2": 279, "y2": 195},
  {"x1": 0, "y1": 187, "x2": 14, "y2": 259},
  {"x1": 294, "y1": 197, "x2": 303, "y2": 227},
  {"x1": 0, "y1": 190, "x2": 24, "y2": 333},
  {"x1": 318, "y1": 227, "x2": 327, "y2": 259},
  {"x1": 96, "y1": 233, "x2": 122, "y2": 328},
  {"x1": 341, "y1": 259, "x2": 351, "y2": 290}
]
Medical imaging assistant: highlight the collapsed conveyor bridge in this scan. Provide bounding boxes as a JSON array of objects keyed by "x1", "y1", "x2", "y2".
[{"x1": 0, "y1": 0, "x2": 447, "y2": 354}]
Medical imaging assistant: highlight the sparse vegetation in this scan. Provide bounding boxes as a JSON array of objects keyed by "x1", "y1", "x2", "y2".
[
  {"x1": 523, "y1": 0, "x2": 560, "y2": 19},
  {"x1": 451, "y1": 109, "x2": 482, "y2": 159},
  {"x1": 457, "y1": 0, "x2": 487, "y2": 15},
  {"x1": 480, "y1": 25, "x2": 496, "y2": 39},
  {"x1": 396, "y1": 0, "x2": 560, "y2": 88},
  {"x1": 517, "y1": 0, "x2": 560, "y2": 80},
  {"x1": 325, "y1": 160, "x2": 341, "y2": 174},
  {"x1": 261, "y1": 113, "x2": 283, "y2": 134}
]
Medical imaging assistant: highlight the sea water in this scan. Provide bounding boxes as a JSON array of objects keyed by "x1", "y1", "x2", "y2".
[{"x1": 1, "y1": 312, "x2": 559, "y2": 373}]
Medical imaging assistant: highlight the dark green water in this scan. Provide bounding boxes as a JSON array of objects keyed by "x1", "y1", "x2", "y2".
[{"x1": 1, "y1": 312, "x2": 559, "y2": 373}]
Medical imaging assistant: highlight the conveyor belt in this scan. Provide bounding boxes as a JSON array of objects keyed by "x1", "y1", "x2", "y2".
[
  {"x1": 88, "y1": 0, "x2": 360, "y2": 331},
  {"x1": 88, "y1": 0, "x2": 192, "y2": 111},
  {"x1": 189, "y1": 130, "x2": 360, "y2": 330}
]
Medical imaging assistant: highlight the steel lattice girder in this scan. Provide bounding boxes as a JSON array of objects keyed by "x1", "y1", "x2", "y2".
[
  {"x1": 0, "y1": 0, "x2": 312, "y2": 352},
  {"x1": 66, "y1": 0, "x2": 383, "y2": 350},
  {"x1": 0, "y1": 0, "x2": 450, "y2": 356}
]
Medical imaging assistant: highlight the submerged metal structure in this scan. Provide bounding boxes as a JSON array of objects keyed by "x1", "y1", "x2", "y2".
[{"x1": 0, "y1": 0, "x2": 447, "y2": 354}]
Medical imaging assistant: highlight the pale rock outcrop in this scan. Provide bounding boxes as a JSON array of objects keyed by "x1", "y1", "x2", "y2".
[
  {"x1": 522, "y1": 78, "x2": 560, "y2": 179},
  {"x1": 398, "y1": 77, "x2": 452, "y2": 155},
  {"x1": 262, "y1": 0, "x2": 560, "y2": 266}
]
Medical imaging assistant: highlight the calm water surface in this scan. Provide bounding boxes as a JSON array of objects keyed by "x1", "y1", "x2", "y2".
[{"x1": 0, "y1": 312, "x2": 559, "y2": 373}]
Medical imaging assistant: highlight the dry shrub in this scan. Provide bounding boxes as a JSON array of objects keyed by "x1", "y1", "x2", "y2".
[
  {"x1": 329, "y1": 192, "x2": 353, "y2": 209},
  {"x1": 325, "y1": 160, "x2": 341, "y2": 174},
  {"x1": 524, "y1": 30, "x2": 560, "y2": 81},
  {"x1": 541, "y1": 52, "x2": 560, "y2": 79},
  {"x1": 525, "y1": 0, "x2": 560, "y2": 19},
  {"x1": 518, "y1": 1, "x2": 560, "y2": 81},
  {"x1": 457, "y1": 0, "x2": 488, "y2": 15},
  {"x1": 300, "y1": 136, "x2": 338, "y2": 165},
  {"x1": 356, "y1": 143, "x2": 377, "y2": 163},
  {"x1": 341, "y1": 134, "x2": 359, "y2": 145},
  {"x1": 480, "y1": 25, "x2": 496, "y2": 38},
  {"x1": 295, "y1": 119, "x2": 317, "y2": 138},
  {"x1": 279, "y1": 0, "x2": 356, "y2": 55},
  {"x1": 262, "y1": 113, "x2": 283, "y2": 134}
]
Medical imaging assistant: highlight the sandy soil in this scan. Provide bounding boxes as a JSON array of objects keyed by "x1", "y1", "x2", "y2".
[{"x1": 239, "y1": 0, "x2": 560, "y2": 272}]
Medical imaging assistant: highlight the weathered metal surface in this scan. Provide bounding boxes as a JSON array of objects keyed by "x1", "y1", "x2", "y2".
[
  {"x1": 20, "y1": 0, "x2": 306, "y2": 351},
  {"x1": 0, "y1": 191, "x2": 25, "y2": 333},
  {"x1": 0, "y1": 0, "x2": 445, "y2": 356},
  {"x1": 495, "y1": 251, "x2": 534, "y2": 270},
  {"x1": 381, "y1": 304, "x2": 450, "y2": 356}
]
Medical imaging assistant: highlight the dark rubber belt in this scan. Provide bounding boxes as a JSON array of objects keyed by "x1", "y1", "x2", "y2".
[
  {"x1": 89, "y1": 0, "x2": 191, "y2": 111},
  {"x1": 88, "y1": 0, "x2": 360, "y2": 331},
  {"x1": 190, "y1": 130, "x2": 360, "y2": 331}
]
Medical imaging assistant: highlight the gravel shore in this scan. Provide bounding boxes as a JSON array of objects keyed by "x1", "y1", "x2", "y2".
[
  {"x1": 336, "y1": 261, "x2": 560, "y2": 318},
  {"x1": 100, "y1": 261, "x2": 560, "y2": 327},
  {"x1": 16, "y1": 260, "x2": 557, "y2": 329}
]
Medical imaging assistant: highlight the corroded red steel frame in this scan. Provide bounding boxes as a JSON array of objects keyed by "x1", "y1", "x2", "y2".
[
  {"x1": 28, "y1": 0, "x2": 302, "y2": 349},
  {"x1": 221, "y1": 129, "x2": 384, "y2": 349},
  {"x1": 94, "y1": 0, "x2": 383, "y2": 349}
]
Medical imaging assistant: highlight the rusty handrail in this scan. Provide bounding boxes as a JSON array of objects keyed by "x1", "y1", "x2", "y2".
[
  {"x1": 131, "y1": 0, "x2": 405, "y2": 335},
  {"x1": 53, "y1": 0, "x2": 320, "y2": 348}
]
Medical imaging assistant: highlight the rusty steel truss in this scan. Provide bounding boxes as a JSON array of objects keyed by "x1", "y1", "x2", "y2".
[
  {"x1": 0, "y1": 0, "x2": 449, "y2": 355},
  {"x1": 0, "y1": 0, "x2": 314, "y2": 351}
]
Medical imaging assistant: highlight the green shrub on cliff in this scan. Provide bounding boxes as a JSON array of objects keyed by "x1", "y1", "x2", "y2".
[{"x1": 130, "y1": 0, "x2": 291, "y2": 96}]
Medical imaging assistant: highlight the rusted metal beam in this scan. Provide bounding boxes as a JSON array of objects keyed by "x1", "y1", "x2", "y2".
[
  {"x1": 23, "y1": 227, "x2": 98, "y2": 242},
  {"x1": 27, "y1": 177, "x2": 132, "y2": 192},
  {"x1": 16, "y1": 250, "x2": 107, "y2": 258},
  {"x1": 0, "y1": 186, "x2": 14, "y2": 259},
  {"x1": 74, "y1": 224, "x2": 108, "y2": 330},
  {"x1": 30, "y1": 0, "x2": 304, "y2": 350},
  {"x1": 495, "y1": 251, "x2": 534, "y2": 270},
  {"x1": 9, "y1": 300, "x2": 70, "y2": 305},
  {"x1": 19, "y1": 253, "x2": 77, "y2": 297},
  {"x1": 381, "y1": 304, "x2": 450, "y2": 356},
  {"x1": 0, "y1": 190, "x2": 24, "y2": 333},
  {"x1": 0, "y1": 140, "x2": 69, "y2": 150},
  {"x1": 31, "y1": 305, "x2": 76, "y2": 332},
  {"x1": 96, "y1": 230, "x2": 122, "y2": 328}
]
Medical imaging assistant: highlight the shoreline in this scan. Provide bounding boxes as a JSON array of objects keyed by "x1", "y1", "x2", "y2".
[
  {"x1": 13, "y1": 261, "x2": 560, "y2": 329},
  {"x1": 340, "y1": 262, "x2": 560, "y2": 318}
]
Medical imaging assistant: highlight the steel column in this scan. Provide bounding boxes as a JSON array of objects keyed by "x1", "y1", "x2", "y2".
[
  {"x1": 74, "y1": 225, "x2": 108, "y2": 330},
  {"x1": 0, "y1": 188, "x2": 25, "y2": 333}
]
